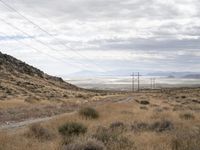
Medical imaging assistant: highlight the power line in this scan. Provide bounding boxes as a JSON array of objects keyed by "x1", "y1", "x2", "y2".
[
  {"x1": 0, "y1": 32, "x2": 90, "y2": 69},
  {"x1": 0, "y1": 17, "x2": 98, "y2": 70},
  {"x1": 25, "y1": 8, "x2": 132, "y2": 69},
  {"x1": 0, "y1": 18, "x2": 61, "y2": 53},
  {"x1": 0, "y1": 0, "x2": 107, "y2": 72}
]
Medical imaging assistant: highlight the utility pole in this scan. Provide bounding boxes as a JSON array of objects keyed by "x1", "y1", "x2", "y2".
[
  {"x1": 153, "y1": 78, "x2": 156, "y2": 89},
  {"x1": 150, "y1": 78, "x2": 156, "y2": 89},
  {"x1": 138, "y1": 72, "x2": 140, "y2": 92},
  {"x1": 131, "y1": 72, "x2": 141, "y2": 92},
  {"x1": 131, "y1": 72, "x2": 134, "y2": 92}
]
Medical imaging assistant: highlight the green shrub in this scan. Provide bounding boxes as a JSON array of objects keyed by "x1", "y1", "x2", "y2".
[
  {"x1": 59, "y1": 122, "x2": 87, "y2": 136},
  {"x1": 79, "y1": 107, "x2": 99, "y2": 119}
]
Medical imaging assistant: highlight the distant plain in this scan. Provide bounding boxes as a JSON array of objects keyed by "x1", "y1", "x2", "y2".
[{"x1": 67, "y1": 76, "x2": 200, "y2": 91}]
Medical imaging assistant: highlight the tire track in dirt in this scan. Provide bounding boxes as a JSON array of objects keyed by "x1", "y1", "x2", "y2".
[{"x1": 0, "y1": 96, "x2": 134, "y2": 131}]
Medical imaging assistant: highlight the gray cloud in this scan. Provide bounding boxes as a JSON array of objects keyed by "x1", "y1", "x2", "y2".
[
  {"x1": 0, "y1": 0, "x2": 200, "y2": 75},
  {"x1": 86, "y1": 37, "x2": 200, "y2": 51},
  {"x1": 15, "y1": 0, "x2": 196, "y2": 20}
]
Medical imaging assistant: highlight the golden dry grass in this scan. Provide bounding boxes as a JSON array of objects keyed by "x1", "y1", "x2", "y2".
[{"x1": 0, "y1": 88, "x2": 200, "y2": 150}]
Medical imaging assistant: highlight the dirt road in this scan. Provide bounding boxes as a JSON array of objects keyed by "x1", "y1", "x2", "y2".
[{"x1": 0, "y1": 95, "x2": 135, "y2": 131}]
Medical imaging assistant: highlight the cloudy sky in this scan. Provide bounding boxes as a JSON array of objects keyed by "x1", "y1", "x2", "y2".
[{"x1": 0, "y1": 0, "x2": 200, "y2": 76}]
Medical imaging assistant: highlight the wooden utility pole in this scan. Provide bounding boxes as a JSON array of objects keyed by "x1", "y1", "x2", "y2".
[
  {"x1": 150, "y1": 78, "x2": 156, "y2": 89},
  {"x1": 153, "y1": 78, "x2": 156, "y2": 89},
  {"x1": 138, "y1": 72, "x2": 140, "y2": 91},
  {"x1": 131, "y1": 73, "x2": 134, "y2": 92}
]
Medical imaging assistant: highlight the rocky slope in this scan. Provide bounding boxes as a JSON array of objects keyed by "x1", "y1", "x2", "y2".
[{"x1": 0, "y1": 51, "x2": 80, "y2": 101}]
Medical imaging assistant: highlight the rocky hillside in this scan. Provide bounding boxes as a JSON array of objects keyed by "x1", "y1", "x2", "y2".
[{"x1": 0, "y1": 51, "x2": 80, "y2": 101}]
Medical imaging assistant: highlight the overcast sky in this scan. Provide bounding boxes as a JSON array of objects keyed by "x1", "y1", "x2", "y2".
[{"x1": 0, "y1": 0, "x2": 200, "y2": 76}]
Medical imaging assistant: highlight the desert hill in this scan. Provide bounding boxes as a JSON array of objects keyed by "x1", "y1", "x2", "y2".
[{"x1": 0, "y1": 51, "x2": 81, "y2": 101}]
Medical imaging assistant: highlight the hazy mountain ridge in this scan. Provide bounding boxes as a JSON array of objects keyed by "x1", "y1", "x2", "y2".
[
  {"x1": 67, "y1": 69, "x2": 200, "y2": 78},
  {"x1": 182, "y1": 74, "x2": 200, "y2": 79},
  {"x1": 148, "y1": 71, "x2": 200, "y2": 79}
]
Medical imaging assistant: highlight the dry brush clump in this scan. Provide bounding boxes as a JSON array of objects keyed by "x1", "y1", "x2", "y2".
[
  {"x1": 150, "y1": 120, "x2": 174, "y2": 132},
  {"x1": 140, "y1": 106, "x2": 148, "y2": 110},
  {"x1": 93, "y1": 126, "x2": 119, "y2": 144},
  {"x1": 58, "y1": 122, "x2": 87, "y2": 137},
  {"x1": 171, "y1": 128, "x2": 200, "y2": 150},
  {"x1": 131, "y1": 122, "x2": 150, "y2": 132},
  {"x1": 181, "y1": 95, "x2": 186, "y2": 99},
  {"x1": 62, "y1": 138, "x2": 106, "y2": 150},
  {"x1": 131, "y1": 120, "x2": 174, "y2": 133},
  {"x1": 179, "y1": 112, "x2": 195, "y2": 120},
  {"x1": 79, "y1": 107, "x2": 99, "y2": 119},
  {"x1": 140, "y1": 100, "x2": 150, "y2": 105},
  {"x1": 109, "y1": 121, "x2": 126, "y2": 131},
  {"x1": 93, "y1": 126, "x2": 136, "y2": 150},
  {"x1": 75, "y1": 93, "x2": 90, "y2": 99},
  {"x1": 26, "y1": 123, "x2": 55, "y2": 141}
]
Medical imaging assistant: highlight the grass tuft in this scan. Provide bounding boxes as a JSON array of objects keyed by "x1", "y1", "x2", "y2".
[
  {"x1": 109, "y1": 121, "x2": 126, "y2": 130},
  {"x1": 150, "y1": 120, "x2": 174, "y2": 132},
  {"x1": 93, "y1": 126, "x2": 136, "y2": 150},
  {"x1": 79, "y1": 107, "x2": 99, "y2": 119},
  {"x1": 58, "y1": 122, "x2": 87, "y2": 136},
  {"x1": 27, "y1": 124, "x2": 54, "y2": 141}
]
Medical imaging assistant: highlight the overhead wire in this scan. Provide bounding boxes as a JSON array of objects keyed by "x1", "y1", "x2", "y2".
[
  {"x1": 0, "y1": 0, "x2": 107, "y2": 72},
  {"x1": 0, "y1": 17, "x2": 100, "y2": 70},
  {"x1": 0, "y1": 31, "x2": 90, "y2": 69}
]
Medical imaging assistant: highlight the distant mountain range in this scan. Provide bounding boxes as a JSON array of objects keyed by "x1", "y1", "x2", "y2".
[
  {"x1": 182, "y1": 74, "x2": 200, "y2": 79},
  {"x1": 67, "y1": 70, "x2": 132, "y2": 77},
  {"x1": 66, "y1": 70, "x2": 200, "y2": 79},
  {"x1": 147, "y1": 71, "x2": 200, "y2": 79},
  {"x1": 147, "y1": 71, "x2": 197, "y2": 77}
]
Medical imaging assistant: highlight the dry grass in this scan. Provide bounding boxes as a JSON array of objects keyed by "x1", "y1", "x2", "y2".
[
  {"x1": 79, "y1": 107, "x2": 99, "y2": 119},
  {"x1": 0, "y1": 93, "x2": 121, "y2": 125},
  {"x1": 0, "y1": 88, "x2": 200, "y2": 150},
  {"x1": 26, "y1": 123, "x2": 55, "y2": 141},
  {"x1": 62, "y1": 138, "x2": 106, "y2": 150},
  {"x1": 0, "y1": 99, "x2": 28, "y2": 109}
]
